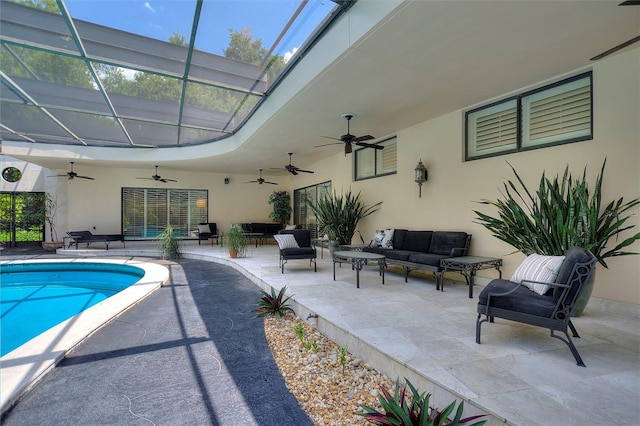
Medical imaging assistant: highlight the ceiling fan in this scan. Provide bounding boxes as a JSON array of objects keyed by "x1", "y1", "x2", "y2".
[
  {"x1": 273, "y1": 152, "x2": 314, "y2": 175},
  {"x1": 136, "y1": 165, "x2": 177, "y2": 183},
  {"x1": 245, "y1": 169, "x2": 278, "y2": 185},
  {"x1": 55, "y1": 162, "x2": 95, "y2": 180},
  {"x1": 316, "y1": 114, "x2": 383, "y2": 155},
  {"x1": 590, "y1": 1, "x2": 640, "y2": 60}
]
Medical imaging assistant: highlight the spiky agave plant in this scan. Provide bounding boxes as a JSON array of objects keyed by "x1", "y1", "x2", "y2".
[
  {"x1": 253, "y1": 286, "x2": 294, "y2": 318},
  {"x1": 359, "y1": 378, "x2": 486, "y2": 426}
]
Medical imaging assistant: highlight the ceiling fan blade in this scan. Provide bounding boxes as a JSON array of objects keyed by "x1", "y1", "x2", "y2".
[
  {"x1": 162, "y1": 179, "x2": 178, "y2": 183},
  {"x1": 265, "y1": 181, "x2": 278, "y2": 185},
  {"x1": 315, "y1": 142, "x2": 342, "y2": 148},
  {"x1": 352, "y1": 135, "x2": 374, "y2": 142},
  {"x1": 355, "y1": 141, "x2": 384, "y2": 150},
  {"x1": 321, "y1": 136, "x2": 341, "y2": 141},
  {"x1": 294, "y1": 169, "x2": 314, "y2": 174},
  {"x1": 76, "y1": 175, "x2": 95, "y2": 180},
  {"x1": 591, "y1": 35, "x2": 640, "y2": 61}
]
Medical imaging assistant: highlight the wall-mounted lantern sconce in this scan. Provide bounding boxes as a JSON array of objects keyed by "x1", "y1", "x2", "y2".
[
  {"x1": 414, "y1": 159, "x2": 427, "y2": 197},
  {"x1": 224, "y1": 178, "x2": 230, "y2": 185}
]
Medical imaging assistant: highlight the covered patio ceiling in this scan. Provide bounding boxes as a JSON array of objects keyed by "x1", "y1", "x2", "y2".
[{"x1": 1, "y1": 0, "x2": 639, "y2": 175}]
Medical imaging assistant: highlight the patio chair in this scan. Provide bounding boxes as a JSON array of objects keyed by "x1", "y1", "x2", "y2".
[
  {"x1": 476, "y1": 246, "x2": 597, "y2": 366},
  {"x1": 197, "y1": 223, "x2": 219, "y2": 245},
  {"x1": 274, "y1": 229, "x2": 317, "y2": 274}
]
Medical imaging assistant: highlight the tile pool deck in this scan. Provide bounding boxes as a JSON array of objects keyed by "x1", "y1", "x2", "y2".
[{"x1": 2, "y1": 241, "x2": 639, "y2": 425}]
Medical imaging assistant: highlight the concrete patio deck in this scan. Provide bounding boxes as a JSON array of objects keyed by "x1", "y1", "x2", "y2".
[{"x1": 4, "y1": 240, "x2": 640, "y2": 425}]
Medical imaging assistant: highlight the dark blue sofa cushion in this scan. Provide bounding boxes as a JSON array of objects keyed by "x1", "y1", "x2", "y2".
[
  {"x1": 478, "y1": 279, "x2": 557, "y2": 317},
  {"x1": 429, "y1": 231, "x2": 469, "y2": 256},
  {"x1": 403, "y1": 231, "x2": 432, "y2": 252},
  {"x1": 392, "y1": 229, "x2": 408, "y2": 250},
  {"x1": 407, "y1": 253, "x2": 446, "y2": 267},
  {"x1": 384, "y1": 250, "x2": 413, "y2": 261}
]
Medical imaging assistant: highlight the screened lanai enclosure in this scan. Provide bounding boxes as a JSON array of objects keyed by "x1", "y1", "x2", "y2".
[{"x1": 0, "y1": 0, "x2": 351, "y2": 147}]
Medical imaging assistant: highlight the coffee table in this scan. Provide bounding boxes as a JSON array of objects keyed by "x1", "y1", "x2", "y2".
[
  {"x1": 440, "y1": 256, "x2": 502, "y2": 298},
  {"x1": 333, "y1": 250, "x2": 385, "y2": 288}
]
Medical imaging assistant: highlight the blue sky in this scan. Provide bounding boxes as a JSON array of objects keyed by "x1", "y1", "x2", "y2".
[{"x1": 65, "y1": 0, "x2": 333, "y2": 58}]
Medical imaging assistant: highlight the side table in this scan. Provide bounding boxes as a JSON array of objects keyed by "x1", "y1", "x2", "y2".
[
  {"x1": 440, "y1": 256, "x2": 502, "y2": 298},
  {"x1": 333, "y1": 251, "x2": 385, "y2": 288}
]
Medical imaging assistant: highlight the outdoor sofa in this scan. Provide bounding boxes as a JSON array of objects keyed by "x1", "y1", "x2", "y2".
[{"x1": 363, "y1": 229, "x2": 471, "y2": 288}]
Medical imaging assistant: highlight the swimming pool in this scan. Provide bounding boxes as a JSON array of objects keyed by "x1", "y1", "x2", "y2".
[
  {"x1": 1, "y1": 259, "x2": 168, "y2": 413},
  {"x1": 1, "y1": 262, "x2": 145, "y2": 356}
]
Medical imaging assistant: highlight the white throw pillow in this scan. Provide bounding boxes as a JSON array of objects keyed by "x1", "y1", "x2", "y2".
[
  {"x1": 285, "y1": 224, "x2": 296, "y2": 230},
  {"x1": 371, "y1": 229, "x2": 394, "y2": 248},
  {"x1": 380, "y1": 229, "x2": 394, "y2": 249},
  {"x1": 511, "y1": 254, "x2": 566, "y2": 295},
  {"x1": 198, "y1": 224, "x2": 210, "y2": 234},
  {"x1": 274, "y1": 234, "x2": 299, "y2": 249}
]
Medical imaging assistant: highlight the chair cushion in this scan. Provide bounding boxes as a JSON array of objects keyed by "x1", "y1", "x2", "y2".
[
  {"x1": 198, "y1": 224, "x2": 210, "y2": 234},
  {"x1": 478, "y1": 279, "x2": 557, "y2": 317},
  {"x1": 280, "y1": 247, "x2": 316, "y2": 258},
  {"x1": 511, "y1": 254, "x2": 565, "y2": 295},
  {"x1": 554, "y1": 247, "x2": 594, "y2": 302},
  {"x1": 274, "y1": 234, "x2": 299, "y2": 249}
]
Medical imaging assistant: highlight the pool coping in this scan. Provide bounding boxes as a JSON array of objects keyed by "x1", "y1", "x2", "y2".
[{"x1": 0, "y1": 258, "x2": 169, "y2": 414}]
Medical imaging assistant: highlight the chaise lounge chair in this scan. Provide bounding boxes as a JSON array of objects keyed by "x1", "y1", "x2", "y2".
[{"x1": 66, "y1": 231, "x2": 125, "y2": 250}]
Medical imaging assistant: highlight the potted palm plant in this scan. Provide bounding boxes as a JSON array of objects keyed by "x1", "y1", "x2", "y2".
[
  {"x1": 224, "y1": 224, "x2": 248, "y2": 258},
  {"x1": 308, "y1": 189, "x2": 382, "y2": 252},
  {"x1": 268, "y1": 190, "x2": 291, "y2": 228},
  {"x1": 474, "y1": 159, "x2": 639, "y2": 315},
  {"x1": 41, "y1": 193, "x2": 63, "y2": 251}
]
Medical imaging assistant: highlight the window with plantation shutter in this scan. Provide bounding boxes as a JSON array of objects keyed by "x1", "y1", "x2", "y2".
[
  {"x1": 466, "y1": 99, "x2": 518, "y2": 159},
  {"x1": 465, "y1": 72, "x2": 592, "y2": 161},
  {"x1": 354, "y1": 137, "x2": 397, "y2": 181},
  {"x1": 122, "y1": 187, "x2": 207, "y2": 239},
  {"x1": 522, "y1": 76, "x2": 591, "y2": 147}
]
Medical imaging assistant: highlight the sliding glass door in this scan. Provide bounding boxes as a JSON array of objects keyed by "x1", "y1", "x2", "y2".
[{"x1": 122, "y1": 188, "x2": 207, "y2": 239}]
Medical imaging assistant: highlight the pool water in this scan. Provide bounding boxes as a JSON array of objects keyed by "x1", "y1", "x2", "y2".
[{"x1": 1, "y1": 262, "x2": 144, "y2": 356}]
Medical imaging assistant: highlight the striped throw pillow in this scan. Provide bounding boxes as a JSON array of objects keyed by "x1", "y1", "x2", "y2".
[
  {"x1": 511, "y1": 254, "x2": 566, "y2": 295},
  {"x1": 274, "y1": 234, "x2": 299, "y2": 249}
]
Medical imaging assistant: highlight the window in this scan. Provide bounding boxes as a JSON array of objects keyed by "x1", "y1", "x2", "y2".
[
  {"x1": 122, "y1": 188, "x2": 207, "y2": 239},
  {"x1": 354, "y1": 137, "x2": 397, "y2": 180},
  {"x1": 293, "y1": 181, "x2": 331, "y2": 238},
  {"x1": 465, "y1": 72, "x2": 592, "y2": 160}
]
